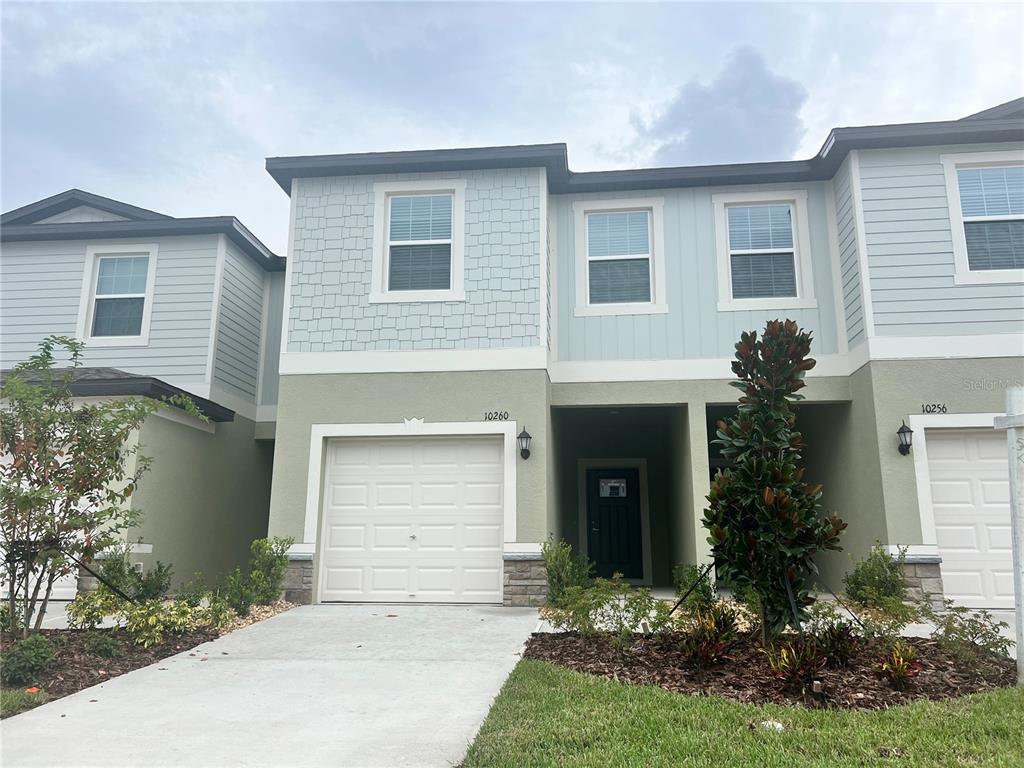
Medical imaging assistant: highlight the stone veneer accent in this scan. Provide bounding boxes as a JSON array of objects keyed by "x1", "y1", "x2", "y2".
[
  {"x1": 901, "y1": 558, "x2": 945, "y2": 611},
  {"x1": 503, "y1": 557, "x2": 547, "y2": 607},
  {"x1": 284, "y1": 556, "x2": 314, "y2": 604}
]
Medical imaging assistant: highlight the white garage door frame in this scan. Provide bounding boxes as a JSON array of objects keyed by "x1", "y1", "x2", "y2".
[
  {"x1": 909, "y1": 411, "x2": 1005, "y2": 555},
  {"x1": 298, "y1": 420, "x2": 519, "y2": 602}
]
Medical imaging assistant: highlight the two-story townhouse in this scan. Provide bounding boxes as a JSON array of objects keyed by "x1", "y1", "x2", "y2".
[
  {"x1": 262, "y1": 97, "x2": 1023, "y2": 610},
  {"x1": 0, "y1": 189, "x2": 285, "y2": 596}
]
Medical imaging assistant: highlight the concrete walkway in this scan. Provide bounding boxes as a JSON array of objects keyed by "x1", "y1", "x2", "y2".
[{"x1": 1, "y1": 604, "x2": 538, "y2": 768}]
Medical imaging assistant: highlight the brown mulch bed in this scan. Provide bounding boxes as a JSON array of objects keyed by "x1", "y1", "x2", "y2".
[
  {"x1": 0, "y1": 600, "x2": 295, "y2": 715},
  {"x1": 524, "y1": 631, "x2": 1016, "y2": 710}
]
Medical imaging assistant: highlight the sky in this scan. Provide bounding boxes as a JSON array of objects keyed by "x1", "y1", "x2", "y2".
[{"x1": 2, "y1": 2, "x2": 1022, "y2": 254}]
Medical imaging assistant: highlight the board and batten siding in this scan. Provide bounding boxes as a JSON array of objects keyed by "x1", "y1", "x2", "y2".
[
  {"x1": 212, "y1": 239, "x2": 265, "y2": 401},
  {"x1": 858, "y1": 143, "x2": 1024, "y2": 337},
  {"x1": 833, "y1": 158, "x2": 866, "y2": 348},
  {"x1": 551, "y1": 183, "x2": 840, "y2": 362},
  {"x1": 0, "y1": 235, "x2": 218, "y2": 384},
  {"x1": 286, "y1": 168, "x2": 542, "y2": 353}
]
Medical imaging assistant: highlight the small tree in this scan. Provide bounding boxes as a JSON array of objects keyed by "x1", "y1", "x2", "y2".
[
  {"x1": 703, "y1": 320, "x2": 846, "y2": 641},
  {"x1": 1, "y1": 336, "x2": 197, "y2": 636}
]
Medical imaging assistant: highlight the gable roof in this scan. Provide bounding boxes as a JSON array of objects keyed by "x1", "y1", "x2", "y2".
[
  {"x1": 0, "y1": 189, "x2": 172, "y2": 225},
  {"x1": 1, "y1": 190, "x2": 284, "y2": 271},
  {"x1": 265, "y1": 98, "x2": 1024, "y2": 195}
]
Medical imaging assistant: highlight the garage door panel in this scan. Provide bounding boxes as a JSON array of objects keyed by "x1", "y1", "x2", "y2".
[
  {"x1": 927, "y1": 428, "x2": 1012, "y2": 609},
  {"x1": 319, "y1": 436, "x2": 504, "y2": 603}
]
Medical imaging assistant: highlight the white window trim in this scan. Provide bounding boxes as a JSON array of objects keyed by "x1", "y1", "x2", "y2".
[
  {"x1": 712, "y1": 190, "x2": 817, "y2": 311},
  {"x1": 940, "y1": 150, "x2": 1024, "y2": 286},
  {"x1": 369, "y1": 179, "x2": 467, "y2": 303},
  {"x1": 572, "y1": 198, "x2": 668, "y2": 317},
  {"x1": 75, "y1": 243, "x2": 158, "y2": 347}
]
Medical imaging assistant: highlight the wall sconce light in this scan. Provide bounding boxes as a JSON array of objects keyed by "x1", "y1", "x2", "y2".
[
  {"x1": 517, "y1": 427, "x2": 532, "y2": 460},
  {"x1": 897, "y1": 421, "x2": 913, "y2": 455}
]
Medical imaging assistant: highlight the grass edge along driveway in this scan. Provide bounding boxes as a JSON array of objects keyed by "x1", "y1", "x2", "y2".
[{"x1": 462, "y1": 659, "x2": 1024, "y2": 768}]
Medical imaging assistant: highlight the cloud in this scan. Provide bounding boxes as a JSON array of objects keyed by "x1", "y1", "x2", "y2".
[{"x1": 632, "y1": 47, "x2": 808, "y2": 167}]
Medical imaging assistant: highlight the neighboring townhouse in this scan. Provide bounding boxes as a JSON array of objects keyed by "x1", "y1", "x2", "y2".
[
  {"x1": 0, "y1": 190, "x2": 285, "y2": 595},
  {"x1": 263, "y1": 98, "x2": 1024, "y2": 609}
]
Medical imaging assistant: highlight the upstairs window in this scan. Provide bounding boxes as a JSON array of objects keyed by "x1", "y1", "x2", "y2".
[
  {"x1": 370, "y1": 179, "x2": 466, "y2": 303},
  {"x1": 712, "y1": 191, "x2": 816, "y2": 311},
  {"x1": 942, "y1": 151, "x2": 1024, "y2": 285},
  {"x1": 77, "y1": 244, "x2": 157, "y2": 346},
  {"x1": 387, "y1": 194, "x2": 453, "y2": 291},
  {"x1": 956, "y1": 166, "x2": 1024, "y2": 270},
  {"x1": 726, "y1": 204, "x2": 797, "y2": 299},
  {"x1": 572, "y1": 198, "x2": 667, "y2": 317},
  {"x1": 586, "y1": 210, "x2": 652, "y2": 304}
]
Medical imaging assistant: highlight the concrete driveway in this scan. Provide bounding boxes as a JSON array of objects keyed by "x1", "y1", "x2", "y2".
[{"x1": 1, "y1": 604, "x2": 539, "y2": 768}]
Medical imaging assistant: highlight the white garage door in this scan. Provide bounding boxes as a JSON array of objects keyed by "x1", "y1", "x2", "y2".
[
  {"x1": 318, "y1": 435, "x2": 504, "y2": 603},
  {"x1": 927, "y1": 428, "x2": 1013, "y2": 609}
]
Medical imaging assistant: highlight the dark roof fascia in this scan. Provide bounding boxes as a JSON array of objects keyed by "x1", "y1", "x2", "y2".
[
  {"x1": 1, "y1": 189, "x2": 173, "y2": 226},
  {"x1": 0, "y1": 217, "x2": 284, "y2": 271},
  {"x1": 560, "y1": 117, "x2": 1024, "y2": 193},
  {"x1": 265, "y1": 144, "x2": 569, "y2": 193},
  {"x1": 264, "y1": 116, "x2": 1023, "y2": 196},
  {"x1": 0, "y1": 369, "x2": 234, "y2": 422}
]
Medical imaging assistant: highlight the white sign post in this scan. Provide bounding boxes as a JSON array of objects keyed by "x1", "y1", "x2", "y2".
[{"x1": 993, "y1": 386, "x2": 1024, "y2": 687}]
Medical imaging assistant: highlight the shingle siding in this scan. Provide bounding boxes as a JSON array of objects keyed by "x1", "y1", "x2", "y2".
[
  {"x1": 286, "y1": 168, "x2": 543, "y2": 352},
  {"x1": 858, "y1": 143, "x2": 1024, "y2": 337}
]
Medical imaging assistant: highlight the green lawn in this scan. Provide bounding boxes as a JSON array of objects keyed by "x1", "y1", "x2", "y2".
[
  {"x1": 0, "y1": 688, "x2": 49, "y2": 717},
  {"x1": 463, "y1": 660, "x2": 1024, "y2": 768}
]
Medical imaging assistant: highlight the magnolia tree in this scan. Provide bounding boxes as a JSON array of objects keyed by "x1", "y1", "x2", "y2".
[
  {"x1": 703, "y1": 320, "x2": 847, "y2": 641},
  {"x1": 1, "y1": 336, "x2": 197, "y2": 636}
]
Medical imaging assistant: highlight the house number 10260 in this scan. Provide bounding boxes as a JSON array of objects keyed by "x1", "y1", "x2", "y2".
[
  {"x1": 921, "y1": 403, "x2": 948, "y2": 414},
  {"x1": 484, "y1": 411, "x2": 510, "y2": 421}
]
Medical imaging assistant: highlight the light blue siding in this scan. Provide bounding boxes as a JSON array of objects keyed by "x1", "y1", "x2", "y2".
[
  {"x1": 0, "y1": 236, "x2": 218, "y2": 384},
  {"x1": 286, "y1": 168, "x2": 542, "y2": 352},
  {"x1": 552, "y1": 183, "x2": 840, "y2": 362},
  {"x1": 213, "y1": 239, "x2": 265, "y2": 401},
  {"x1": 858, "y1": 143, "x2": 1024, "y2": 337},
  {"x1": 833, "y1": 157, "x2": 865, "y2": 348},
  {"x1": 259, "y1": 271, "x2": 285, "y2": 407}
]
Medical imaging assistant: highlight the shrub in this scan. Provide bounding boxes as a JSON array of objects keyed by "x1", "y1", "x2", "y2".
[
  {"x1": 875, "y1": 640, "x2": 921, "y2": 689},
  {"x1": 65, "y1": 588, "x2": 124, "y2": 631},
  {"x1": 248, "y1": 537, "x2": 294, "y2": 605},
  {"x1": 860, "y1": 597, "x2": 918, "y2": 645},
  {"x1": 920, "y1": 600, "x2": 1012, "y2": 669},
  {"x1": 672, "y1": 564, "x2": 715, "y2": 613},
  {"x1": 703, "y1": 320, "x2": 846, "y2": 640},
  {"x1": 542, "y1": 538, "x2": 593, "y2": 606},
  {"x1": 762, "y1": 637, "x2": 827, "y2": 694},
  {"x1": 84, "y1": 632, "x2": 124, "y2": 659},
  {"x1": 220, "y1": 568, "x2": 255, "y2": 617},
  {"x1": 594, "y1": 577, "x2": 671, "y2": 648},
  {"x1": 0, "y1": 604, "x2": 15, "y2": 634},
  {"x1": 123, "y1": 599, "x2": 200, "y2": 648},
  {"x1": 177, "y1": 572, "x2": 208, "y2": 608},
  {"x1": 814, "y1": 617, "x2": 860, "y2": 667},
  {"x1": 845, "y1": 544, "x2": 906, "y2": 607},
  {"x1": 0, "y1": 634, "x2": 55, "y2": 684},
  {"x1": 201, "y1": 592, "x2": 235, "y2": 629},
  {"x1": 678, "y1": 603, "x2": 739, "y2": 671},
  {"x1": 98, "y1": 544, "x2": 173, "y2": 601},
  {"x1": 547, "y1": 578, "x2": 618, "y2": 636}
]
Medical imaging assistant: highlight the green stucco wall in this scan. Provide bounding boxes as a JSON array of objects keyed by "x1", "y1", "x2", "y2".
[
  {"x1": 267, "y1": 370, "x2": 551, "y2": 545},
  {"x1": 129, "y1": 413, "x2": 273, "y2": 587}
]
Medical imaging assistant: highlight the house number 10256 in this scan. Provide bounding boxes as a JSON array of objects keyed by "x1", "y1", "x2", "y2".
[
  {"x1": 484, "y1": 411, "x2": 510, "y2": 421},
  {"x1": 921, "y1": 403, "x2": 948, "y2": 414}
]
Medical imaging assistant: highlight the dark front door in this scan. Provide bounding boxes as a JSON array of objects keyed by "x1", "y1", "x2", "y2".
[{"x1": 585, "y1": 467, "x2": 643, "y2": 580}]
